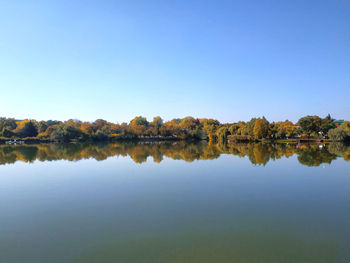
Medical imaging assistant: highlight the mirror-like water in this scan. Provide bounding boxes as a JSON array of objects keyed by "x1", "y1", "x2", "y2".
[
  {"x1": 0, "y1": 141, "x2": 349, "y2": 166},
  {"x1": 0, "y1": 142, "x2": 349, "y2": 263}
]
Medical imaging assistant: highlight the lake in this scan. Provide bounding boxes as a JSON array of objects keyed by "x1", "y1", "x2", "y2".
[{"x1": 0, "y1": 142, "x2": 349, "y2": 263}]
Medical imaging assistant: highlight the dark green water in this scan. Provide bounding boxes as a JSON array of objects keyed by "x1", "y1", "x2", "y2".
[{"x1": 0, "y1": 142, "x2": 349, "y2": 263}]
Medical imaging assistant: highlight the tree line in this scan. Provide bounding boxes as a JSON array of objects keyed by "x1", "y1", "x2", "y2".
[{"x1": 0, "y1": 115, "x2": 349, "y2": 143}]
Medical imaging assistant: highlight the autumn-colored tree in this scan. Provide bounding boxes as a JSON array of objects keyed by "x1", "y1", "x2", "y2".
[
  {"x1": 14, "y1": 120, "x2": 30, "y2": 134},
  {"x1": 208, "y1": 133, "x2": 214, "y2": 143},
  {"x1": 253, "y1": 119, "x2": 263, "y2": 139},
  {"x1": 152, "y1": 116, "x2": 163, "y2": 127},
  {"x1": 179, "y1": 117, "x2": 197, "y2": 130},
  {"x1": 253, "y1": 117, "x2": 269, "y2": 139},
  {"x1": 81, "y1": 122, "x2": 95, "y2": 135},
  {"x1": 149, "y1": 116, "x2": 163, "y2": 136},
  {"x1": 200, "y1": 118, "x2": 220, "y2": 138},
  {"x1": 276, "y1": 121, "x2": 296, "y2": 138}
]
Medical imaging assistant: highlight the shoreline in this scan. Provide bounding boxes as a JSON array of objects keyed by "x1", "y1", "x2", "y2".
[
  {"x1": 0, "y1": 137, "x2": 186, "y2": 145},
  {"x1": 0, "y1": 137, "x2": 346, "y2": 145}
]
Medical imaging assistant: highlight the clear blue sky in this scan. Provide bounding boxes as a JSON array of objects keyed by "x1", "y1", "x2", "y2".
[{"x1": 1, "y1": 0, "x2": 349, "y2": 123}]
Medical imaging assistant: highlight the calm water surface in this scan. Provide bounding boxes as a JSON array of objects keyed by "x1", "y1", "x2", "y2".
[{"x1": 0, "y1": 142, "x2": 349, "y2": 263}]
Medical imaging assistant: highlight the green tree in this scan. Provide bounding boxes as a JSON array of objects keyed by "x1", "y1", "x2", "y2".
[
  {"x1": 0, "y1": 118, "x2": 17, "y2": 131},
  {"x1": 37, "y1": 121, "x2": 48, "y2": 133},
  {"x1": 319, "y1": 115, "x2": 336, "y2": 135},
  {"x1": 19, "y1": 121, "x2": 38, "y2": 137},
  {"x1": 244, "y1": 118, "x2": 256, "y2": 136},
  {"x1": 93, "y1": 130, "x2": 109, "y2": 141},
  {"x1": 1, "y1": 128, "x2": 15, "y2": 138},
  {"x1": 130, "y1": 116, "x2": 149, "y2": 126},
  {"x1": 50, "y1": 125, "x2": 84, "y2": 142},
  {"x1": 297, "y1": 115, "x2": 322, "y2": 136},
  {"x1": 328, "y1": 127, "x2": 349, "y2": 142}
]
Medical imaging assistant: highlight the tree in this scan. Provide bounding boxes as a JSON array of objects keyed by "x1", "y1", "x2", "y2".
[
  {"x1": 46, "y1": 120, "x2": 59, "y2": 126},
  {"x1": 253, "y1": 119, "x2": 264, "y2": 139},
  {"x1": 92, "y1": 119, "x2": 107, "y2": 131},
  {"x1": 244, "y1": 118, "x2": 256, "y2": 136},
  {"x1": 150, "y1": 116, "x2": 163, "y2": 136},
  {"x1": 179, "y1": 117, "x2": 197, "y2": 130},
  {"x1": 37, "y1": 121, "x2": 48, "y2": 133},
  {"x1": 216, "y1": 126, "x2": 229, "y2": 143},
  {"x1": 18, "y1": 121, "x2": 38, "y2": 137},
  {"x1": 228, "y1": 123, "x2": 240, "y2": 135},
  {"x1": 236, "y1": 121, "x2": 247, "y2": 135},
  {"x1": 341, "y1": 121, "x2": 350, "y2": 135},
  {"x1": 320, "y1": 115, "x2": 336, "y2": 135},
  {"x1": 93, "y1": 130, "x2": 109, "y2": 141},
  {"x1": 50, "y1": 124, "x2": 84, "y2": 142},
  {"x1": 128, "y1": 116, "x2": 149, "y2": 136},
  {"x1": 297, "y1": 115, "x2": 322, "y2": 136},
  {"x1": 200, "y1": 118, "x2": 220, "y2": 139},
  {"x1": 275, "y1": 121, "x2": 296, "y2": 139},
  {"x1": 0, "y1": 118, "x2": 17, "y2": 131},
  {"x1": 130, "y1": 116, "x2": 149, "y2": 127},
  {"x1": 1, "y1": 128, "x2": 15, "y2": 138},
  {"x1": 253, "y1": 117, "x2": 269, "y2": 139},
  {"x1": 81, "y1": 122, "x2": 95, "y2": 135},
  {"x1": 64, "y1": 125, "x2": 83, "y2": 139},
  {"x1": 152, "y1": 116, "x2": 163, "y2": 127},
  {"x1": 328, "y1": 127, "x2": 349, "y2": 142}
]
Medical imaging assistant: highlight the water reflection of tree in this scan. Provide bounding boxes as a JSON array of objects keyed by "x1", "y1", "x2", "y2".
[
  {"x1": 222, "y1": 143, "x2": 296, "y2": 166},
  {"x1": 0, "y1": 142, "x2": 349, "y2": 166},
  {"x1": 328, "y1": 143, "x2": 350, "y2": 161},
  {"x1": 295, "y1": 145, "x2": 337, "y2": 167}
]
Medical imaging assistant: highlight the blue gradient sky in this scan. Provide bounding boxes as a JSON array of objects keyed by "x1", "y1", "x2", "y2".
[{"x1": 1, "y1": 0, "x2": 349, "y2": 123}]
